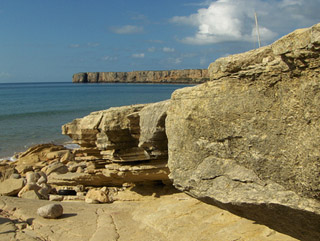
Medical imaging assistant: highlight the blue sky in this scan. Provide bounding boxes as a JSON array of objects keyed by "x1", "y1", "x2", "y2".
[{"x1": 0, "y1": 0, "x2": 320, "y2": 83}]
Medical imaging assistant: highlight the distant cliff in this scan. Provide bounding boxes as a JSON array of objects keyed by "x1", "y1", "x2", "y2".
[{"x1": 72, "y1": 69, "x2": 209, "y2": 84}]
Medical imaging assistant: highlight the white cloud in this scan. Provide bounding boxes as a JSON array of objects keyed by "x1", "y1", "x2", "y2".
[
  {"x1": 110, "y1": 25, "x2": 143, "y2": 34},
  {"x1": 148, "y1": 47, "x2": 156, "y2": 52},
  {"x1": 171, "y1": 0, "x2": 320, "y2": 45},
  {"x1": 132, "y1": 53, "x2": 145, "y2": 58},
  {"x1": 280, "y1": 0, "x2": 303, "y2": 7},
  {"x1": 148, "y1": 40, "x2": 164, "y2": 44},
  {"x1": 168, "y1": 57, "x2": 182, "y2": 64},
  {"x1": 163, "y1": 47, "x2": 175, "y2": 53},
  {"x1": 102, "y1": 56, "x2": 118, "y2": 61},
  {"x1": 88, "y1": 42, "x2": 100, "y2": 47},
  {"x1": 69, "y1": 44, "x2": 80, "y2": 48},
  {"x1": 131, "y1": 13, "x2": 147, "y2": 21}
]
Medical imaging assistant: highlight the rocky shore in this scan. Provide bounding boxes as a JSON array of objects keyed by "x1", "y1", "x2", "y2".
[
  {"x1": 1, "y1": 23, "x2": 320, "y2": 240},
  {"x1": 72, "y1": 69, "x2": 209, "y2": 84}
]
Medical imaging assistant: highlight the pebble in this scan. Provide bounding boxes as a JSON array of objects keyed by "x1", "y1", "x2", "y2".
[{"x1": 37, "y1": 204, "x2": 63, "y2": 219}]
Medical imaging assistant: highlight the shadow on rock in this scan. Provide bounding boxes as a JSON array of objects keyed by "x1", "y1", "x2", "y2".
[
  {"x1": 200, "y1": 197, "x2": 320, "y2": 241},
  {"x1": 59, "y1": 213, "x2": 77, "y2": 219},
  {"x1": 130, "y1": 183, "x2": 180, "y2": 198}
]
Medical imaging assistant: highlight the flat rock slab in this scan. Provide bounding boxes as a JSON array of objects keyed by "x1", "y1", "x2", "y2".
[
  {"x1": 0, "y1": 178, "x2": 24, "y2": 196},
  {"x1": 0, "y1": 190, "x2": 297, "y2": 241}
]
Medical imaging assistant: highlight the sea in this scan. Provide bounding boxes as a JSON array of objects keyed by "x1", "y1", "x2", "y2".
[{"x1": 0, "y1": 82, "x2": 188, "y2": 160}]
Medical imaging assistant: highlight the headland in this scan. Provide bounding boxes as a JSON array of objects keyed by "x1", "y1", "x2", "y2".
[{"x1": 72, "y1": 69, "x2": 209, "y2": 84}]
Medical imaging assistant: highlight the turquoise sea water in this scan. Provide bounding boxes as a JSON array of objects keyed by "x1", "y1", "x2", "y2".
[{"x1": 0, "y1": 82, "x2": 188, "y2": 159}]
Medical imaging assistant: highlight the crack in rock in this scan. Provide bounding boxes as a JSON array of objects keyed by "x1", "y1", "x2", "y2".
[{"x1": 110, "y1": 213, "x2": 120, "y2": 241}]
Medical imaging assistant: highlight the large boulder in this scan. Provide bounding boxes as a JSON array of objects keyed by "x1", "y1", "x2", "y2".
[{"x1": 166, "y1": 23, "x2": 320, "y2": 240}]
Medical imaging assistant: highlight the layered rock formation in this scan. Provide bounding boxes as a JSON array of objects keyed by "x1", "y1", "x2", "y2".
[
  {"x1": 72, "y1": 69, "x2": 209, "y2": 84},
  {"x1": 61, "y1": 101, "x2": 170, "y2": 186},
  {"x1": 166, "y1": 23, "x2": 320, "y2": 240}
]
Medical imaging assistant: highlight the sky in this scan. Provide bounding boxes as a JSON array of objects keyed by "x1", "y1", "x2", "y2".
[{"x1": 0, "y1": 0, "x2": 320, "y2": 83}]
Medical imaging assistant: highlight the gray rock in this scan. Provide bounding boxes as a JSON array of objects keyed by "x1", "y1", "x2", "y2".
[
  {"x1": 139, "y1": 100, "x2": 170, "y2": 159},
  {"x1": 10, "y1": 173, "x2": 21, "y2": 179},
  {"x1": 37, "y1": 204, "x2": 63, "y2": 219}
]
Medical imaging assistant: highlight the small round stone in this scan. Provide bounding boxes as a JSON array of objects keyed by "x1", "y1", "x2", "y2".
[{"x1": 37, "y1": 204, "x2": 63, "y2": 219}]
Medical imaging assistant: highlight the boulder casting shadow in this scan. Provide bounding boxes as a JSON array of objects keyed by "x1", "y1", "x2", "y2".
[{"x1": 199, "y1": 196, "x2": 320, "y2": 241}]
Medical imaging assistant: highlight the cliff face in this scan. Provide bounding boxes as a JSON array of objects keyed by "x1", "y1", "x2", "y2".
[
  {"x1": 72, "y1": 69, "x2": 209, "y2": 84},
  {"x1": 166, "y1": 23, "x2": 320, "y2": 240}
]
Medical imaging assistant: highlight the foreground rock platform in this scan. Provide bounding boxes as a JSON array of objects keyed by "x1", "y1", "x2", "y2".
[{"x1": 0, "y1": 186, "x2": 297, "y2": 241}]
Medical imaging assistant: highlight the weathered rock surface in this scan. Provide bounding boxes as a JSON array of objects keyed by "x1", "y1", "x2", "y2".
[
  {"x1": 166, "y1": 23, "x2": 320, "y2": 240},
  {"x1": 0, "y1": 189, "x2": 298, "y2": 241},
  {"x1": 72, "y1": 69, "x2": 209, "y2": 84},
  {"x1": 61, "y1": 102, "x2": 170, "y2": 186}
]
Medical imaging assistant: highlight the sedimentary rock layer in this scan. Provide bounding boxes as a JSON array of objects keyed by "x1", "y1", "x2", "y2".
[
  {"x1": 166, "y1": 23, "x2": 320, "y2": 240},
  {"x1": 61, "y1": 101, "x2": 170, "y2": 186},
  {"x1": 72, "y1": 69, "x2": 209, "y2": 84}
]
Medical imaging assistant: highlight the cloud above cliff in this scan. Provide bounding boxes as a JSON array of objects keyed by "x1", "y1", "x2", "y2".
[
  {"x1": 171, "y1": 0, "x2": 320, "y2": 45},
  {"x1": 110, "y1": 25, "x2": 144, "y2": 34},
  {"x1": 132, "y1": 53, "x2": 145, "y2": 58},
  {"x1": 163, "y1": 47, "x2": 175, "y2": 53}
]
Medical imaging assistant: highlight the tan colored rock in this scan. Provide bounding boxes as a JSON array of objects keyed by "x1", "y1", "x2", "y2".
[
  {"x1": 14, "y1": 144, "x2": 68, "y2": 174},
  {"x1": 38, "y1": 183, "x2": 51, "y2": 199},
  {"x1": 20, "y1": 190, "x2": 42, "y2": 200},
  {"x1": 18, "y1": 183, "x2": 41, "y2": 198},
  {"x1": 0, "y1": 161, "x2": 17, "y2": 182},
  {"x1": 49, "y1": 194, "x2": 64, "y2": 201},
  {"x1": 0, "y1": 178, "x2": 24, "y2": 196},
  {"x1": 102, "y1": 160, "x2": 169, "y2": 185},
  {"x1": 85, "y1": 188, "x2": 109, "y2": 204},
  {"x1": 62, "y1": 103, "x2": 170, "y2": 186},
  {"x1": 60, "y1": 151, "x2": 74, "y2": 164},
  {"x1": 47, "y1": 172, "x2": 112, "y2": 187},
  {"x1": 25, "y1": 171, "x2": 40, "y2": 184},
  {"x1": 42, "y1": 161, "x2": 68, "y2": 176},
  {"x1": 166, "y1": 23, "x2": 320, "y2": 241}
]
